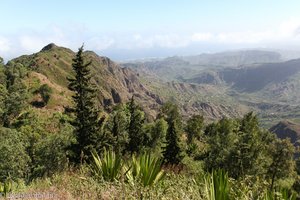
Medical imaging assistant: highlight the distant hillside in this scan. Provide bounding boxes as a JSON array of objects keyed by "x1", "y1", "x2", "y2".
[
  {"x1": 270, "y1": 121, "x2": 300, "y2": 145},
  {"x1": 125, "y1": 50, "x2": 300, "y2": 126},
  {"x1": 182, "y1": 50, "x2": 282, "y2": 67},
  {"x1": 11, "y1": 43, "x2": 162, "y2": 118},
  {"x1": 184, "y1": 59, "x2": 300, "y2": 93},
  {"x1": 124, "y1": 50, "x2": 282, "y2": 81},
  {"x1": 221, "y1": 59, "x2": 300, "y2": 92},
  {"x1": 143, "y1": 80, "x2": 246, "y2": 120}
]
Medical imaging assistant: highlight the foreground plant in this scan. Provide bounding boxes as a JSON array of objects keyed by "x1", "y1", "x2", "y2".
[
  {"x1": 0, "y1": 179, "x2": 12, "y2": 198},
  {"x1": 129, "y1": 153, "x2": 166, "y2": 187},
  {"x1": 90, "y1": 149, "x2": 123, "y2": 182},
  {"x1": 264, "y1": 188, "x2": 297, "y2": 200},
  {"x1": 197, "y1": 169, "x2": 231, "y2": 200}
]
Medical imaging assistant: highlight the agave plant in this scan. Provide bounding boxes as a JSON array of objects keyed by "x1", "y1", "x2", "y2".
[
  {"x1": 0, "y1": 179, "x2": 12, "y2": 197},
  {"x1": 127, "y1": 153, "x2": 165, "y2": 187},
  {"x1": 264, "y1": 188, "x2": 297, "y2": 200},
  {"x1": 90, "y1": 149, "x2": 123, "y2": 182},
  {"x1": 200, "y1": 169, "x2": 231, "y2": 200}
]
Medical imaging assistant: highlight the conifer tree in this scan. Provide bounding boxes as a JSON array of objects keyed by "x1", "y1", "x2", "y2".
[
  {"x1": 185, "y1": 114, "x2": 204, "y2": 144},
  {"x1": 67, "y1": 45, "x2": 102, "y2": 163},
  {"x1": 107, "y1": 104, "x2": 129, "y2": 155},
  {"x1": 126, "y1": 96, "x2": 145, "y2": 154},
  {"x1": 161, "y1": 102, "x2": 183, "y2": 164}
]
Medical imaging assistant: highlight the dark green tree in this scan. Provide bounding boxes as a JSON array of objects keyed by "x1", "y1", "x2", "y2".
[
  {"x1": 0, "y1": 85, "x2": 7, "y2": 121},
  {"x1": 293, "y1": 158, "x2": 300, "y2": 193},
  {"x1": 203, "y1": 112, "x2": 290, "y2": 183},
  {"x1": 67, "y1": 45, "x2": 103, "y2": 163},
  {"x1": 126, "y1": 96, "x2": 145, "y2": 154},
  {"x1": 204, "y1": 118, "x2": 239, "y2": 173},
  {"x1": 2, "y1": 81, "x2": 28, "y2": 127},
  {"x1": 267, "y1": 138, "x2": 296, "y2": 190},
  {"x1": 0, "y1": 57, "x2": 5, "y2": 85},
  {"x1": 185, "y1": 114, "x2": 204, "y2": 144},
  {"x1": 229, "y1": 112, "x2": 265, "y2": 178},
  {"x1": 106, "y1": 104, "x2": 129, "y2": 154},
  {"x1": 161, "y1": 102, "x2": 183, "y2": 164},
  {"x1": 37, "y1": 84, "x2": 52, "y2": 106},
  {"x1": 0, "y1": 63, "x2": 28, "y2": 127},
  {"x1": 0, "y1": 62, "x2": 6, "y2": 123},
  {"x1": 148, "y1": 118, "x2": 168, "y2": 150}
]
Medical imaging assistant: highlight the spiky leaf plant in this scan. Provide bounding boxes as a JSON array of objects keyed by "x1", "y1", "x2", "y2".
[
  {"x1": 199, "y1": 169, "x2": 231, "y2": 200},
  {"x1": 0, "y1": 179, "x2": 12, "y2": 197},
  {"x1": 128, "y1": 153, "x2": 165, "y2": 187},
  {"x1": 90, "y1": 149, "x2": 123, "y2": 182}
]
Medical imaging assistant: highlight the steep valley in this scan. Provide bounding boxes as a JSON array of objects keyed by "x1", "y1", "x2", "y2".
[{"x1": 124, "y1": 50, "x2": 300, "y2": 127}]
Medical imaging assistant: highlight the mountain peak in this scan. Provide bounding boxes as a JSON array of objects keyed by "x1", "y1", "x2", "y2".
[{"x1": 41, "y1": 43, "x2": 58, "y2": 52}]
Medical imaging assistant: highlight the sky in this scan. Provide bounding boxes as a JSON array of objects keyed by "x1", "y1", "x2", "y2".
[{"x1": 1, "y1": 0, "x2": 300, "y2": 61}]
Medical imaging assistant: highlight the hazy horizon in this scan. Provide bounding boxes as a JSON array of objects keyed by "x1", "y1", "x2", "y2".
[{"x1": 2, "y1": 1, "x2": 300, "y2": 61}]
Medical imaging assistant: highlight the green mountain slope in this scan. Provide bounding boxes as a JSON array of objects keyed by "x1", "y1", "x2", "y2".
[{"x1": 11, "y1": 43, "x2": 162, "y2": 118}]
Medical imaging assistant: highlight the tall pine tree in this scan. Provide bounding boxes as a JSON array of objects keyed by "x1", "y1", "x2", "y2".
[
  {"x1": 67, "y1": 45, "x2": 102, "y2": 163},
  {"x1": 126, "y1": 96, "x2": 145, "y2": 154},
  {"x1": 161, "y1": 102, "x2": 183, "y2": 165}
]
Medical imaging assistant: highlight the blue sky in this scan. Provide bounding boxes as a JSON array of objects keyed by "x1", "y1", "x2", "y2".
[{"x1": 1, "y1": 0, "x2": 300, "y2": 60}]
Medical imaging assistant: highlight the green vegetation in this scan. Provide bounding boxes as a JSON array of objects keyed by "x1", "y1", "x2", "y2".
[
  {"x1": 36, "y1": 84, "x2": 52, "y2": 106},
  {"x1": 0, "y1": 179, "x2": 12, "y2": 198},
  {"x1": 128, "y1": 153, "x2": 165, "y2": 187},
  {"x1": 0, "y1": 46, "x2": 300, "y2": 199},
  {"x1": 0, "y1": 128, "x2": 30, "y2": 181},
  {"x1": 201, "y1": 170, "x2": 231, "y2": 200},
  {"x1": 161, "y1": 102, "x2": 184, "y2": 165},
  {"x1": 126, "y1": 96, "x2": 146, "y2": 154},
  {"x1": 91, "y1": 149, "x2": 123, "y2": 182},
  {"x1": 67, "y1": 45, "x2": 105, "y2": 163}
]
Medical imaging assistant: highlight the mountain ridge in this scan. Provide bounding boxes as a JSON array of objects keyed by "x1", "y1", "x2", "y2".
[{"x1": 10, "y1": 43, "x2": 163, "y2": 119}]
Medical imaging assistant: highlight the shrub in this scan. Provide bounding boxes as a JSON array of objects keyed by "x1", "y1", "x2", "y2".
[
  {"x1": 0, "y1": 127, "x2": 30, "y2": 181},
  {"x1": 32, "y1": 130, "x2": 72, "y2": 178},
  {"x1": 38, "y1": 84, "x2": 52, "y2": 106}
]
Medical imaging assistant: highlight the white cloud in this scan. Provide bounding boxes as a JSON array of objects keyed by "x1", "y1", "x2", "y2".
[
  {"x1": 0, "y1": 36, "x2": 11, "y2": 53},
  {"x1": 153, "y1": 34, "x2": 190, "y2": 48},
  {"x1": 188, "y1": 18, "x2": 300, "y2": 45},
  {"x1": 2, "y1": 18, "x2": 300, "y2": 61},
  {"x1": 214, "y1": 31, "x2": 273, "y2": 44},
  {"x1": 129, "y1": 18, "x2": 300, "y2": 48},
  {"x1": 191, "y1": 33, "x2": 213, "y2": 42},
  {"x1": 278, "y1": 18, "x2": 300, "y2": 37},
  {"x1": 129, "y1": 34, "x2": 190, "y2": 48},
  {"x1": 86, "y1": 36, "x2": 115, "y2": 51},
  {"x1": 19, "y1": 35, "x2": 48, "y2": 52}
]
